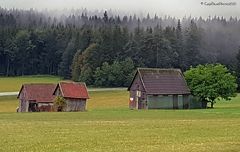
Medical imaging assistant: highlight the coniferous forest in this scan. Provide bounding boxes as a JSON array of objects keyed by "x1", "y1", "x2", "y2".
[{"x1": 1, "y1": 8, "x2": 240, "y2": 87}]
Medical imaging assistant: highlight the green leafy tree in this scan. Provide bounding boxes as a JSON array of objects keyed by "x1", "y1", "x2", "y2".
[
  {"x1": 53, "y1": 96, "x2": 67, "y2": 112},
  {"x1": 93, "y1": 58, "x2": 135, "y2": 87},
  {"x1": 71, "y1": 50, "x2": 81, "y2": 81},
  {"x1": 184, "y1": 64, "x2": 237, "y2": 108},
  {"x1": 121, "y1": 58, "x2": 135, "y2": 86},
  {"x1": 94, "y1": 62, "x2": 112, "y2": 86},
  {"x1": 79, "y1": 64, "x2": 93, "y2": 85},
  {"x1": 73, "y1": 44, "x2": 101, "y2": 85}
]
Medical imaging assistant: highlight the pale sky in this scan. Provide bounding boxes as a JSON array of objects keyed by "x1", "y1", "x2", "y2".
[{"x1": 0, "y1": 0, "x2": 239, "y2": 18}]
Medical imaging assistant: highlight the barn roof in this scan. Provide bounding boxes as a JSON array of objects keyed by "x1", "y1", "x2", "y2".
[
  {"x1": 55, "y1": 82, "x2": 89, "y2": 99},
  {"x1": 128, "y1": 68, "x2": 191, "y2": 95},
  {"x1": 17, "y1": 84, "x2": 56, "y2": 103}
]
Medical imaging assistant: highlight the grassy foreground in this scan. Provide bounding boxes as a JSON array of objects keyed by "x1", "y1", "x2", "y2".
[
  {"x1": 0, "y1": 75, "x2": 61, "y2": 92},
  {"x1": 0, "y1": 91, "x2": 240, "y2": 151}
]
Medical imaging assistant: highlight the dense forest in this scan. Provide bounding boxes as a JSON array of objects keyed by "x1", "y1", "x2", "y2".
[{"x1": 0, "y1": 8, "x2": 240, "y2": 87}]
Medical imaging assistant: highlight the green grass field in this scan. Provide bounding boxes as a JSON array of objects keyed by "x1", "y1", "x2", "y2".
[
  {"x1": 0, "y1": 90, "x2": 240, "y2": 151},
  {"x1": 0, "y1": 75, "x2": 61, "y2": 92},
  {"x1": 0, "y1": 76, "x2": 240, "y2": 151}
]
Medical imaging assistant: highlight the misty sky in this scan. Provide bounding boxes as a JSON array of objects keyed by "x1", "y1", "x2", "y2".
[{"x1": 0, "y1": 0, "x2": 239, "y2": 18}]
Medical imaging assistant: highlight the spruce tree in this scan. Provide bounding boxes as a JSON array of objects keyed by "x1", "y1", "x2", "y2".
[
  {"x1": 176, "y1": 19, "x2": 184, "y2": 69},
  {"x1": 184, "y1": 20, "x2": 203, "y2": 69},
  {"x1": 58, "y1": 38, "x2": 76, "y2": 78},
  {"x1": 236, "y1": 47, "x2": 240, "y2": 89}
]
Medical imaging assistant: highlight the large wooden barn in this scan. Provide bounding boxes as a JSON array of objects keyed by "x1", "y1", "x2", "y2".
[
  {"x1": 18, "y1": 82, "x2": 89, "y2": 112},
  {"x1": 128, "y1": 68, "x2": 192, "y2": 109}
]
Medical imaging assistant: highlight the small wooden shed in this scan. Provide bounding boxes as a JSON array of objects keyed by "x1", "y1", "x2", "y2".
[
  {"x1": 17, "y1": 84, "x2": 56, "y2": 112},
  {"x1": 53, "y1": 82, "x2": 89, "y2": 111},
  {"x1": 128, "y1": 68, "x2": 191, "y2": 109}
]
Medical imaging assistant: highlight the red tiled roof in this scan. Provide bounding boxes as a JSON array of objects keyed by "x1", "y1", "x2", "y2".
[
  {"x1": 17, "y1": 84, "x2": 56, "y2": 103},
  {"x1": 128, "y1": 68, "x2": 191, "y2": 95},
  {"x1": 58, "y1": 82, "x2": 89, "y2": 99}
]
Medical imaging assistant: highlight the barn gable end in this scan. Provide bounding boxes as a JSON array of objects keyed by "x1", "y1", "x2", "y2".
[
  {"x1": 53, "y1": 82, "x2": 89, "y2": 111},
  {"x1": 17, "y1": 84, "x2": 56, "y2": 112}
]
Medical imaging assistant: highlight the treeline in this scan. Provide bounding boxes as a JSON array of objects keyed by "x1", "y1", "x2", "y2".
[{"x1": 0, "y1": 8, "x2": 240, "y2": 87}]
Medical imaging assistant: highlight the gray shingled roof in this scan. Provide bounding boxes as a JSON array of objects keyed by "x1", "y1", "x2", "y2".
[{"x1": 129, "y1": 68, "x2": 191, "y2": 95}]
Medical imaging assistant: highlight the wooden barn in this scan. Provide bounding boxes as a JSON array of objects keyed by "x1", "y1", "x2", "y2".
[
  {"x1": 18, "y1": 82, "x2": 89, "y2": 112},
  {"x1": 17, "y1": 84, "x2": 56, "y2": 112},
  {"x1": 128, "y1": 68, "x2": 192, "y2": 109},
  {"x1": 53, "y1": 82, "x2": 89, "y2": 111}
]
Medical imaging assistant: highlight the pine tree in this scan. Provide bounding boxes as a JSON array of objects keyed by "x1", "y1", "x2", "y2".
[
  {"x1": 103, "y1": 11, "x2": 108, "y2": 23},
  {"x1": 14, "y1": 30, "x2": 35, "y2": 75},
  {"x1": 184, "y1": 20, "x2": 203, "y2": 69},
  {"x1": 123, "y1": 25, "x2": 144, "y2": 67},
  {"x1": 236, "y1": 47, "x2": 240, "y2": 90},
  {"x1": 153, "y1": 25, "x2": 172, "y2": 68},
  {"x1": 58, "y1": 38, "x2": 76, "y2": 78},
  {"x1": 163, "y1": 26, "x2": 178, "y2": 68},
  {"x1": 175, "y1": 19, "x2": 184, "y2": 69},
  {"x1": 141, "y1": 27, "x2": 155, "y2": 67},
  {"x1": 79, "y1": 25, "x2": 93, "y2": 51}
]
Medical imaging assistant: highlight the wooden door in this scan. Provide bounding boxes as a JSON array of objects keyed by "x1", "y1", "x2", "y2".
[{"x1": 173, "y1": 95, "x2": 178, "y2": 109}]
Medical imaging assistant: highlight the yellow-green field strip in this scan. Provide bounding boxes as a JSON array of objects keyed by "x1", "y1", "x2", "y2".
[{"x1": 0, "y1": 88, "x2": 127, "y2": 96}]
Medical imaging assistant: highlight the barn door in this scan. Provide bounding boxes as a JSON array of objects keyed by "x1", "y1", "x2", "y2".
[
  {"x1": 173, "y1": 95, "x2": 178, "y2": 109},
  {"x1": 183, "y1": 95, "x2": 189, "y2": 109}
]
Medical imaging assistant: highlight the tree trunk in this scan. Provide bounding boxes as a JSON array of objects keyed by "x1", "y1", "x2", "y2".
[
  {"x1": 210, "y1": 101, "x2": 214, "y2": 108},
  {"x1": 21, "y1": 63, "x2": 24, "y2": 76},
  {"x1": 6, "y1": 57, "x2": 10, "y2": 76},
  {"x1": 201, "y1": 100, "x2": 207, "y2": 109}
]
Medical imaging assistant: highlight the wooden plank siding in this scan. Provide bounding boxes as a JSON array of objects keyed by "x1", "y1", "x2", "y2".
[
  {"x1": 53, "y1": 83, "x2": 88, "y2": 112},
  {"x1": 65, "y1": 99, "x2": 86, "y2": 111},
  {"x1": 18, "y1": 82, "x2": 89, "y2": 112},
  {"x1": 129, "y1": 73, "x2": 146, "y2": 109},
  {"x1": 128, "y1": 68, "x2": 192, "y2": 109}
]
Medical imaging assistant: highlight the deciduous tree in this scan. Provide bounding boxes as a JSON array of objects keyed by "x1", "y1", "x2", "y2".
[{"x1": 184, "y1": 64, "x2": 237, "y2": 108}]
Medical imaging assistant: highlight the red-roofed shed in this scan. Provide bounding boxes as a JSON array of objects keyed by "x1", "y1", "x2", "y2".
[
  {"x1": 18, "y1": 84, "x2": 56, "y2": 112},
  {"x1": 53, "y1": 82, "x2": 89, "y2": 111},
  {"x1": 18, "y1": 82, "x2": 89, "y2": 112}
]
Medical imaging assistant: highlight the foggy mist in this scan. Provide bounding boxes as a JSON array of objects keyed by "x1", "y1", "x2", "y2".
[
  {"x1": 1, "y1": 0, "x2": 240, "y2": 86},
  {"x1": 1, "y1": 0, "x2": 240, "y2": 18}
]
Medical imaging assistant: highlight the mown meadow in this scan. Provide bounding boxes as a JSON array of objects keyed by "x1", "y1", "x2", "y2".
[
  {"x1": 0, "y1": 75, "x2": 61, "y2": 92},
  {"x1": 0, "y1": 76, "x2": 240, "y2": 151}
]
